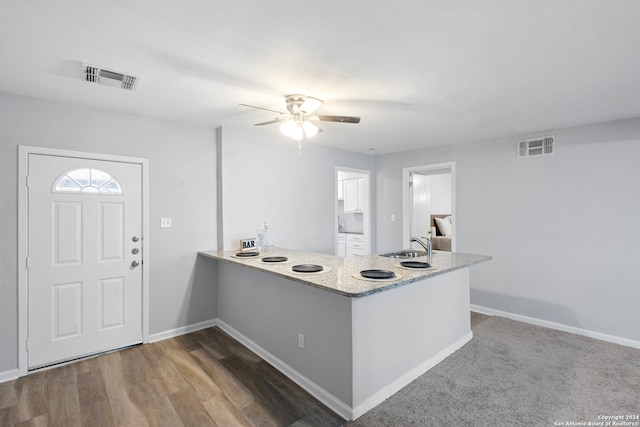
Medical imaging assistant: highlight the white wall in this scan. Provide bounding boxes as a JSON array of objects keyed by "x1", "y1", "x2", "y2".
[
  {"x1": 219, "y1": 126, "x2": 375, "y2": 253},
  {"x1": 376, "y1": 118, "x2": 640, "y2": 343},
  {"x1": 0, "y1": 93, "x2": 218, "y2": 374}
]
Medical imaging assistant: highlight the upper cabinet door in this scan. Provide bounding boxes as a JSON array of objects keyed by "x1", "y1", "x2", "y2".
[{"x1": 343, "y1": 178, "x2": 363, "y2": 213}]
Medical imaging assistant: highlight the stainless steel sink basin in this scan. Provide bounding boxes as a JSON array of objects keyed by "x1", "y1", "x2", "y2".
[{"x1": 379, "y1": 249, "x2": 427, "y2": 259}]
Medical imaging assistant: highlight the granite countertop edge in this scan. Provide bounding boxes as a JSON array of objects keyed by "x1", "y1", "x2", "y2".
[{"x1": 198, "y1": 248, "x2": 491, "y2": 298}]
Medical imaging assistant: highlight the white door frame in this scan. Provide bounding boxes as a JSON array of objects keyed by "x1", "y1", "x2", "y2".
[
  {"x1": 335, "y1": 166, "x2": 372, "y2": 255},
  {"x1": 402, "y1": 161, "x2": 456, "y2": 251},
  {"x1": 18, "y1": 145, "x2": 150, "y2": 376}
]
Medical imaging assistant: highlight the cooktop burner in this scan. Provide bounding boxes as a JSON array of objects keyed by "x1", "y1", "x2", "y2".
[
  {"x1": 235, "y1": 251, "x2": 259, "y2": 257},
  {"x1": 292, "y1": 264, "x2": 324, "y2": 273},
  {"x1": 262, "y1": 256, "x2": 288, "y2": 263},
  {"x1": 360, "y1": 269, "x2": 396, "y2": 279}
]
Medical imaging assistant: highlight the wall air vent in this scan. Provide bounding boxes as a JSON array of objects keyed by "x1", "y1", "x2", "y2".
[
  {"x1": 82, "y1": 63, "x2": 139, "y2": 91},
  {"x1": 517, "y1": 135, "x2": 555, "y2": 158}
]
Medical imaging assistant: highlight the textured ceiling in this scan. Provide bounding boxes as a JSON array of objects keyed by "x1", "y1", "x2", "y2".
[{"x1": 2, "y1": 0, "x2": 640, "y2": 154}]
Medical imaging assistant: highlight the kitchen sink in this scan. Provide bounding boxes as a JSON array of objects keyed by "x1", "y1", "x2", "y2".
[{"x1": 379, "y1": 249, "x2": 428, "y2": 259}]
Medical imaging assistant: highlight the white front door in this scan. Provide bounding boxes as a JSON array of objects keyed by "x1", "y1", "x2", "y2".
[{"x1": 27, "y1": 154, "x2": 143, "y2": 369}]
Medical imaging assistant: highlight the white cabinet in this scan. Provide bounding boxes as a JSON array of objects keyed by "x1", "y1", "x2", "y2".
[
  {"x1": 336, "y1": 233, "x2": 346, "y2": 256},
  {"x1": 337, "y1": 180, "x2": 344, "y2": 200},
  {"x1": 343, "y1": 178, "x2": 364, "y2": 213},
  {"x1": 346, "y1": 233, "x2": 365, "y2": 257}
]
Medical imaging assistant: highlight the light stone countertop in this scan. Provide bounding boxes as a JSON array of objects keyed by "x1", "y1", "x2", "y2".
[{"x1": 198, "y1": 247, "x2": 491, "y2": 298}]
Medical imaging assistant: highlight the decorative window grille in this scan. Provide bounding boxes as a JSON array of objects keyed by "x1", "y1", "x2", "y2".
[{"x1": 53, "y1": 168, "x2": 123, "y2": 194}]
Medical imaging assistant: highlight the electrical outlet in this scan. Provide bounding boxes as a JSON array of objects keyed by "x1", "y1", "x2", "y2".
[
  {"x1": 160, "y1": 218, "x2": 172, "y2": 228},
  {"x1": 298, "y1": 333, "x2": 305, "y2": 349},
  {"x1": 391, "y1": 214, "x2": 396, "y2": 222}
]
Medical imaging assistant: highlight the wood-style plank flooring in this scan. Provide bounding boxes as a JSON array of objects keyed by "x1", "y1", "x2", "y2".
[{"x1": 0, "y1": 327, "x2": 345, "y2": 427}]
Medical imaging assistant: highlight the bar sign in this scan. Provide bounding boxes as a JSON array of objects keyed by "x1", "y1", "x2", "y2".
[{"x1": 240, "y1": 238, "x2": 257, "y2": 251}]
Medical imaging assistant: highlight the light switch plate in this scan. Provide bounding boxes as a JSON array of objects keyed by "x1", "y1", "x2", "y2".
[{"x1": 160, "y1": 218, "x2": 172, "y2": 228}]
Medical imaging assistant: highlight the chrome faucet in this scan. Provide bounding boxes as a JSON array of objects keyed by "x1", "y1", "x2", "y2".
[{"x1": 410, "y1": 236, "x2": 432, "y2": 263}]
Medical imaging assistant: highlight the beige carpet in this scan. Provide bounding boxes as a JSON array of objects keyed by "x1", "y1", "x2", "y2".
[{"x1": 346, "y1": 315, "x2": 640, "y2": 426}]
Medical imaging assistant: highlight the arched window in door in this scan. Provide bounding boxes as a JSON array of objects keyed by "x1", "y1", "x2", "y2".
[{"x1": 53, "y1": 168, "x2": 123, "y2": 194}]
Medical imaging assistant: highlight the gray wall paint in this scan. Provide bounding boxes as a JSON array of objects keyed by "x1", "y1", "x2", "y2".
[
  {"x1": 219, "y1": 127, "x2": 375, "y2": 253},
  {"x1": 0, "y1": 93, "x2": 218, "y2": 373},
  {"x1": 217, "y1": 262, "x2": 353, "y2": 405},
  {"x1": 376, "y1": 118, "x2": 640, "y2": 341}
]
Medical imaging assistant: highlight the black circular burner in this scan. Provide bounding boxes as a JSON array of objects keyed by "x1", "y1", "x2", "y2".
[
  {"x1": 236, "y1": 251, "x2": 259, "y2": 257},
  {"x1": 360, "y1": 269, "x2": 396, "y2": 279},
  {"x1": 292, "y1": 264, "x2": 323, "y2": 273},
  {"x1": 400, "y1": 261, "x2": 431, "y2": 269},
  {"x1": 262, "y1": 256, "x2": 288, "y2": 263}
]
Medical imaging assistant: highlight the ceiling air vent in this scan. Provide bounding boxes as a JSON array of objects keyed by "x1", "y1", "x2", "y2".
[
  {"x1": 82, "y1": 63, "x2": 139, "y2": 91},
  {"x1": 517, "y1": 135, "x2": 554, "y2": 158}
]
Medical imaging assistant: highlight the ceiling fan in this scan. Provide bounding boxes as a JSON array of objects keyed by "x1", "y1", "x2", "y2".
[{"x1": 240, "y1": 94, "x2": 361, "y2": 142}]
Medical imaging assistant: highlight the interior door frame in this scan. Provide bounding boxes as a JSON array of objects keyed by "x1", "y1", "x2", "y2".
[
  {"x1": 402, "y1": 161, "x2": 456, "y2": 251},
  {"x1": 17, "y1": 145, "x2": 150, "y2": 376},
  {"x1": 335, "y1": 166, "x2": 372, "y2": 255}
]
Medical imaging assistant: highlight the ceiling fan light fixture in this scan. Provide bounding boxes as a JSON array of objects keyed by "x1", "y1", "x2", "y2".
[
  {"x1": 302, "y1": 121, "x2": 319, "y2": 138},
  {"x1": 290, "y1": 125, "x2": 304, "y2": 141},
  {"x1": 280, "y1": 119, "x2": 303, "y2": 140},
  {"x1": 241, "y1": 94, "x2": 359, "y2": 148}
]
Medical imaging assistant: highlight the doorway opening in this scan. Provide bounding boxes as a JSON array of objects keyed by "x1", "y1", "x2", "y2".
[
  {"x1": 403, "y1": 162, "x2": 456, "y2": 252},
  {"x1": 335, "y1": 167, "x2": 371, "y2": 257}
]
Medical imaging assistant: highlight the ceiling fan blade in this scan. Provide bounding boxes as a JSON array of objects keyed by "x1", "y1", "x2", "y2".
[
  {"x1": 317, "y1": 115, "x2": 361, "y2": 124},
  {"x1": 300, "y1": 96, "x2": 323, "y2": 114},
  {"x1": 254, "y1": 117, "x2": 285, "y2": 126},
  {"x1": 239, "y1": 103, "x2": 286, "y2": 114}
]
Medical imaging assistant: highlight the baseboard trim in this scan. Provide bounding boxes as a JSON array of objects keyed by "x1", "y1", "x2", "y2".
[
  {"x1": 217, "y1": 319, "x2": 473, "y2": 421},
  {"x1": 471, "y1": 304, "x2": 640, "y2": 349},
  {"x1": 216, "y1": 319, "x2": 353, "y2": 421},
  {"x1": 0, "y1": 369, "x2": 19, "y2": 384},
  {"x1": 149, "y1": 318, "x2": 219, "y2": 343},
  {"x1": 351, "y1": 331, "x2": 473, "y2": 419}
]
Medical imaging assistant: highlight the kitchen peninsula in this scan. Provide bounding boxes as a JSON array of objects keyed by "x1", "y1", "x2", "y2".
[{"x1": 199, "y1": 248, "x2": 490, "y2": 420}]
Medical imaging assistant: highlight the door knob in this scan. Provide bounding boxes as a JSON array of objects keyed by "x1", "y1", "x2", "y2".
[
  {"x1": 131, "y1": 260, "x2": 140, "y2": 268},
  {"x1": 131, "y1": 248, "x2": 139, "y2": 254},
  {"x1": 132, "y1": 236, "x2": 140, "y2": 242}
]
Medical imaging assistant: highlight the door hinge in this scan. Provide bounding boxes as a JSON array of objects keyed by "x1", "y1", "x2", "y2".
[
  {"x1": 26, "y1": 174, "x2": 31, "y2": 188},
  {"x1": 26, "y1": 257, "x2": 30, "y2": 269}
]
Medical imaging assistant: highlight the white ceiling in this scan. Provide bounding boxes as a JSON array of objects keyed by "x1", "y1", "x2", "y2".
[{"x1": 2, "y1": 0, "x2": 640, "y2": 155}]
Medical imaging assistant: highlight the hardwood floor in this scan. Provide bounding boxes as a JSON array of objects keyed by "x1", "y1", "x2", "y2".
[
  {"x1": 2, "y1": 313, "x2": 488, "y2": 426},
  {"x1": 0, "y1": 327, "x2": 345, "y2": 427}
]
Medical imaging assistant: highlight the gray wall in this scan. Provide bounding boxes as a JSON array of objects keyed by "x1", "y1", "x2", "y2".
[
  {"x1": 219, "y1": 126, "x2": 375, "y2": 253},
  {"x1": 217, "y1": 262, "x2": 353, "y2": 406},
  {"x1": 376, "y1": 118, "x2": 640, "y2": 342},
  {"x1": 0, "y1": 93, "x2": 218, "y2": 373}
]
